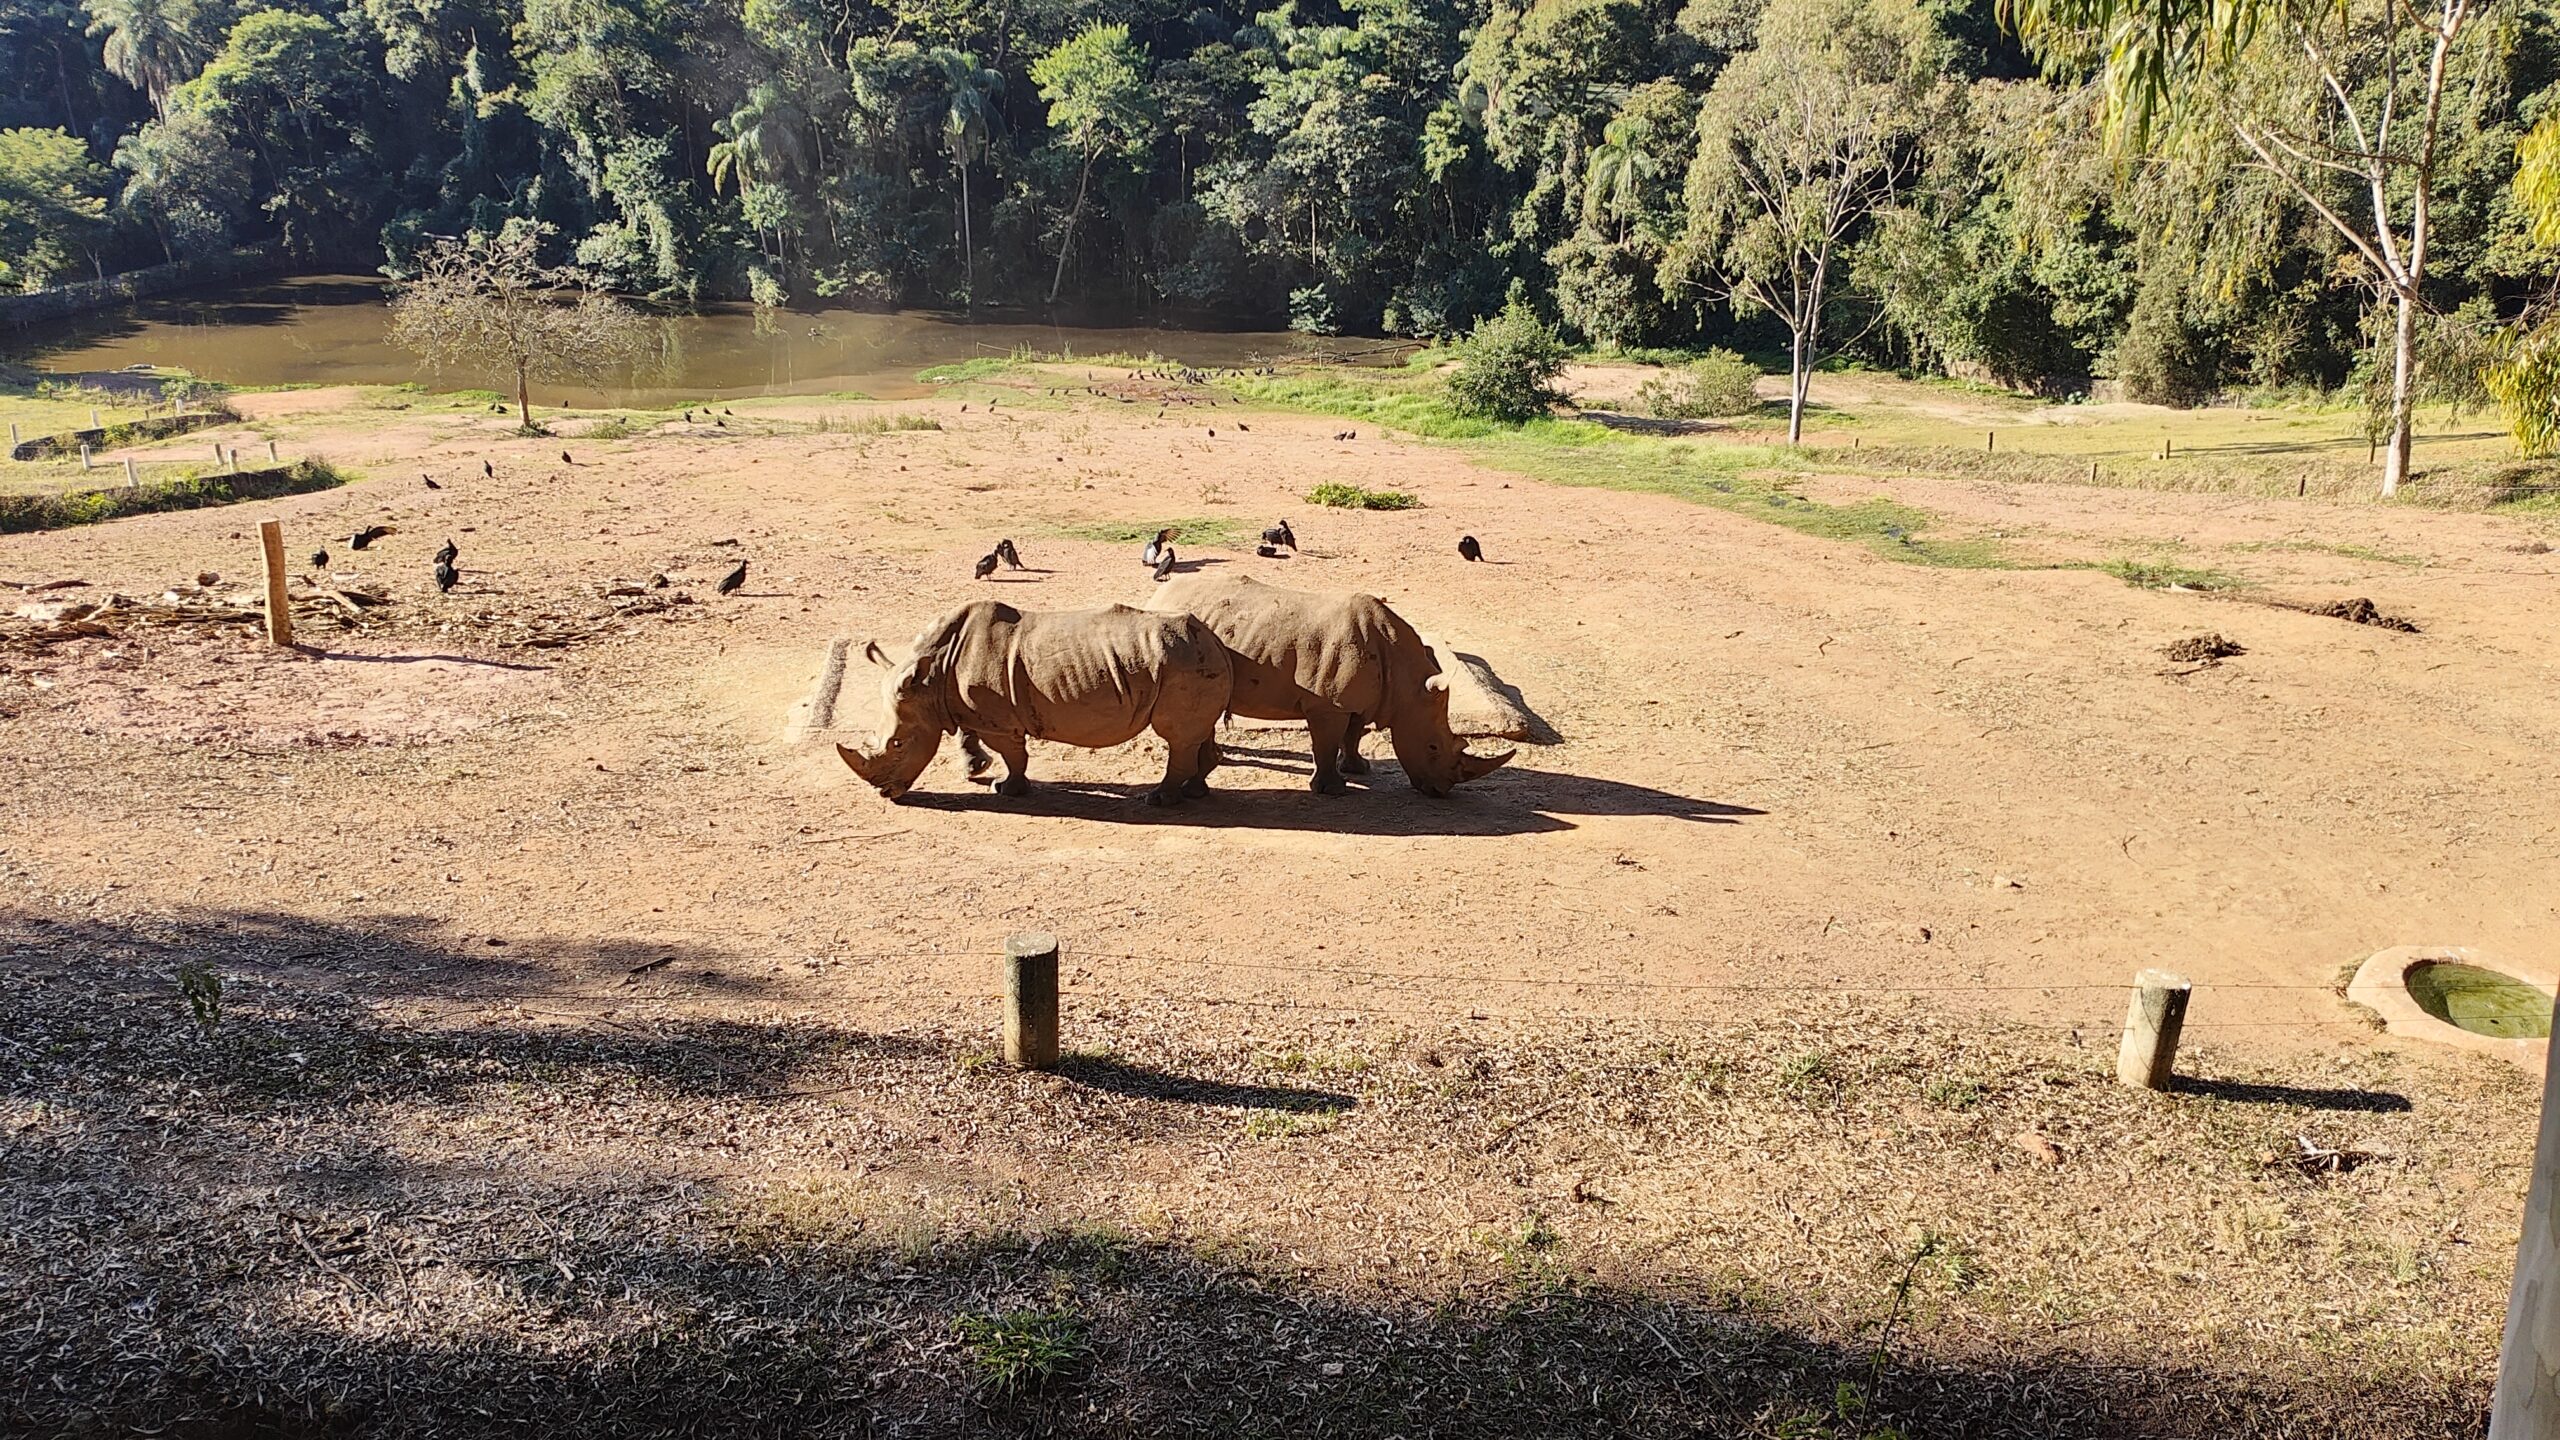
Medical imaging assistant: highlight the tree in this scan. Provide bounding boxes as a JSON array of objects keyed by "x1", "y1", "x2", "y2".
[
  {"x1": 2001, "y1": 0, "x2": 2495, "y2": 495},
  {"x1": 929, "y1": 46, "x2": 1000, "y2": 305},
  {"x1": 82, "y1": 0, "x2": 208, "y2": 114},
  {"x1": 113, "y1": 108, "x2": 249, "y2": 259},
  {"x1": 1446, "y1": 298, "x2": 1570, "y2": 420},
  {"x1": 1030, "y1": 22, "x2": 1156, "y2": 304},
  {"x1": 387, "y1": 222, "x2": 654, "y2": 431},
  {"x1": 0, "y1": 126, "x2": 110, "y2": 290},
  {"x1": 1670, "y1": 0, "x2": 1949, "y2": 442}
]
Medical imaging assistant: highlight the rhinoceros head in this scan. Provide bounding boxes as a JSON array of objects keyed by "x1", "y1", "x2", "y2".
[
  {"x1": 835, "y1": 640, "x2": 946, "y2": 802},
  {"x1": 1390, "y1": 673, "x2": 1514, "y2": 797}
]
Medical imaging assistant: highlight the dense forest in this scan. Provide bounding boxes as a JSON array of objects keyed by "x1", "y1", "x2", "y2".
[{"x1": 3, "y1": 0, "x2": 2558, "y2": 424}]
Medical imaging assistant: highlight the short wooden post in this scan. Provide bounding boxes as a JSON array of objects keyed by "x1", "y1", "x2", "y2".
[
  {"x1": 1003, "y1": 931, "x2": 1060, "y2": 1070},
  {"x1": 1986, "y1": 430, "x2": 1995, "y2": 453},
  {"x1": 123, "y1": 457, "x2": 138, "y2": 486},
  {"x1": 89, "y1": 407, "x2": 99, "y2": 429},
  {"x1": 2489, "y1": 993, "x2": 2560, "y2": 1436},
  {"x1": 212, "y1": 442, "x2": 224, "y2": 462},
  {"x1": 225, "y1": 447, "x2": 237, "y2": 473},
  {"x1": 2087, "y1": 460, "x2": 2099, "y2": 484},
  {"x1": 2116, "y1": 969, "x2": 2191, "y2": 1090},
  {"x1": 256, "y1": 519, "x2": 293, "y2": 647},
  {"x1": 78, "y1": 445, "x2": 91, "y2": 471},
  {"x1": 266, "y1": 439, "x2": 279, "y2": 464},
  {"x1": 8, "y1": 422, "x2": 17, "y2": 448},
  {"x1": 2164, "y1": 435, "x2": 2174, "y2": 459}
]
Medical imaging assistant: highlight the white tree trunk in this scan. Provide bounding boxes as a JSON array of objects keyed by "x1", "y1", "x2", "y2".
[
  {"x1": 1787, "y1": 326, "x2": 1807, "y2": 445},
  {"x1": 2383, "y1": 289, "x2": 2418, "y2": 496}
]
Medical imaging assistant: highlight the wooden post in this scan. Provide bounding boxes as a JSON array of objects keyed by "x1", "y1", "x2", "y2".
[
  {"x1": 225, "y1": 447, "x2": 237, "y2": 473},
  {"x1": 123, "y1": 457, "x2": 138, "y2": 486},
  {"x1": 2116, "y1": 969, "x2": 2191, "y2": 1090},
  {"x1": 1986, "y1": 430, "x2": 1995, "y2": 453},
  {"x1": 267, "y1": 439, "x2": 279, "y2": 464},
  {"x1": 1003, "y1": 931, "x2": 1060, "y2": 1070},
  {"x1": 2088, "y1": 461, "x2": 2099, "y2": 484},
  {"x1": 2164, "y1": 435, "x2": 2174, "y2": 459},
  {"x1": 7, "y1": 423, "x2": 17, "y2": 448},
  {"x1": 89, "y1": 407, "x2": 98, "y2": 429},
  {"x1": 257, "y1": 519, "x2": 293, "y2": 647},
  {"x1": 213, "y1": 442, "x2": 224, "y2": 462},
  {"x1": 78, "y1": 445, "x2": 91, "y2": 471},
  {"x1": 2489, "y1": 994, "x2": 2560, "y2": 1437}
]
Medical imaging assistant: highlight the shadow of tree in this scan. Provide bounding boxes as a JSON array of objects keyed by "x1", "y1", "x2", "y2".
[
  {"x1": 2171, "y1": 1076, "x2": 2415, "y2": 1113},
  {"x1": 1055, "y1": 1055, "x2": 1353, "y2": 1113}
]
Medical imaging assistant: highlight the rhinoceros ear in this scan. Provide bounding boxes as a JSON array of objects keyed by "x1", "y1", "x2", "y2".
[
  {"x1": 1457, "y1": 747, "x2": 1514, "y2": 782},
  {"x1": 1423, "y1": 674, "x2": 1451, "y2": 694}
]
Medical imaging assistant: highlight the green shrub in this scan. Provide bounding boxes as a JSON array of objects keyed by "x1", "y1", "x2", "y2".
[
  {"x1": 1637, "y1": 350, "x2": 1764, "y2": 420},
  {"x1": 0, "y1": 459, "x2": 353, "y2": 534},
  {"x1": 955, "y1": 1309, "x2": 1087, "y2": 1395},
  {"x1": 1307, "y1": 482, "x2": 1420, "y2": 510},
  {"x1": 1446, "y1": 300, "x2": 1569, "y2": 423}
]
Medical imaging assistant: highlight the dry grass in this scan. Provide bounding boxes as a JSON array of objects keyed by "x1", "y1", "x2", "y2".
[{"x1": 0, "y1": 908, "x2": 2524, "y2": 1438}]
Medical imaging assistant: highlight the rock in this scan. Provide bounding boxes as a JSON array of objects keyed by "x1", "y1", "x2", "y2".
[{"x1": 2011, "y1": 1129, "x2": 2063, "y2": 1167}]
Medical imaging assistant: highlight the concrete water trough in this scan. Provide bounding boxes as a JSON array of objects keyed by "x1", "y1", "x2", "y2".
[{"x1": 2346, "y1": 945, "x2": 2555, "y2": 1074}]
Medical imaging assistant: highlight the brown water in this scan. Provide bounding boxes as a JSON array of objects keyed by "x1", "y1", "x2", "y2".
[{"x1": 4, "y1": 275, "x2": 1412, "y2": 404}]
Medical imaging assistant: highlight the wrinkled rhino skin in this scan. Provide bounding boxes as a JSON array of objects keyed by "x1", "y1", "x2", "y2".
[
  {"x1": 1147, "y1": 573, "x2": 1511, "y2": 796},
  {"x1": 837, "y1": 600, "x2": 1233, "y2": 805}
]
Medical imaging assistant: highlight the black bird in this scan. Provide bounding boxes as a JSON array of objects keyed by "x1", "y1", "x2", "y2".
[
  {"x1": 994, "y1": 538, "x2": 1023, "y2": 570},
  {"x1": 723, "y1": 408, "x2": 734, "y2": 417},
  {"x1": 1256, "y1": 544, "x2": 1282, "y2": 558},
  {"x1": 1207, "y1": 428, "x2": 1216, "y2": 438},
  {"x1": 1260, "y1": 519, "x2": 1297, "y2": 550},
  {"x1": 433, "y1": 538, "x2": 459, "y2": 567},
  {"x1": 1140, "y1": 527, "x2": 1175, "y2": 568},
  {"x1": 716, "y1": 560, "x2": 748, "y2": 595},
  {"x1": 715, "y1": 417, "x2": 726, "y2": 428},
  {"x1": 560, "y1": 450, "x2": 574, "y2": 465},
  {"x1": 1236, "y1": 422, "x2": 1249, "y2": 432},
  {"x1": 973, "y1": 552, "x2": 999, "y2": 582},
  {"x1": 308, "y1": 548, "x2": 329, "y2": 569},
  {"x1": 483, "y1": 459, "x2": 495, "y2": 478},
  {"x1": 434, "y1": 558, "x2": 459, "y2": 593},
  {"x1": 1458, "y1": 535, "x2": 1483, "y2": 562},
  {"x1": 422, "y1": 472, "x2": 441, "y2": 490},
  {"x1": 684, "y1": 410, "x2": 693, "y2": 423},
  {"x1": 350, "y1": 525, "x2": 392, "y2": 551},
  {"x1": 1152, "y1": 545, "x2": 1177, "y2": 582}
]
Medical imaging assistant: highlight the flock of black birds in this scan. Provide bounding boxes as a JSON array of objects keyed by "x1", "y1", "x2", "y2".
[{"x1": 966, "y1": 517, "x2": 1483, "y2": 583}]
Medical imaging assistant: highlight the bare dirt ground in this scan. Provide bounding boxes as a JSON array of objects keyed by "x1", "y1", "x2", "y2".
[{"x1": 2, "y1": 375, "x2": 2554, "y2": 1436}]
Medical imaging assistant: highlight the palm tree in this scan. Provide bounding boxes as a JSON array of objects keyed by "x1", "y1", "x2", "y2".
[
  {"x1": 82, "y1": 0, "x2": 208, "y2": 115},
  {"x1": 930, "y1": 48, "x2": 1002, "y2": 307},
  {"x1": 706, "y1": 82, "x2": 810, "y2": 261},
  {"x1": 1581, "y1": 113, "x2": 1659, "y2": 242}
]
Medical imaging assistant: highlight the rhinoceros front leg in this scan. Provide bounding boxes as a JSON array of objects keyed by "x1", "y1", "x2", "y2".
[
  {"x1": 959, "y1": 732, "x2": 997, "y2": 783},
  {"x1": 978, "y1": 732, "x2": 1032, "y2": 797},
  {"x1": 1339, "y1": 713, "x2": 1371, "y2": 775},
  {"x1": 1304, "y1": 711, "x2": 1352, "y2": 795}
]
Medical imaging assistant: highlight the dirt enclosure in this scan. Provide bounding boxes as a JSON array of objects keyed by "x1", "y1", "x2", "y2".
[{"x1": 2, "y1": 375, "x2": 2555, "y2": 1436}]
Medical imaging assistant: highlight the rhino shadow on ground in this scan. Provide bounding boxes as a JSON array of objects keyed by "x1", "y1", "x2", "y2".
[{"x1": 895, "y1": 761, "x2": 1762, "y2": 836}]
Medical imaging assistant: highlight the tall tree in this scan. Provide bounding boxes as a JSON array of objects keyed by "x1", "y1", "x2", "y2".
[
  {"x1": 0, "y1": 125, "x2": 110, "y2": 288},
  {"x1": 929, "y1": 46, "x2": 1000, "y2": 306},
  {"x1": 1670, "y1": 0, "x2": 1950, "y2": 442},
  {"x1": 1030, "y1": 21, "x2": 1156, "y2": 305},
  {"x1": 2001, "y1": 0, "x2": 2495, "y2": 494},
  {"x1": 81, "y1": 0, "x2": 208, "y2": 114}
]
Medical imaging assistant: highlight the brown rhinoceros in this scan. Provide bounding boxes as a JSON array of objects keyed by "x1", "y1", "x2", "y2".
[
  {"x1": 836, "y1": 600, "x2": 1232, "y2": 806},
  {"x1": 1146, "y1": 573, "x2": 1512, "y2": 796}
]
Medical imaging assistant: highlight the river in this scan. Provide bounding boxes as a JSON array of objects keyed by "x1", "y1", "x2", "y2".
[{"x1": 2, "y1": 275, "x2": 1412, "y2": 404}]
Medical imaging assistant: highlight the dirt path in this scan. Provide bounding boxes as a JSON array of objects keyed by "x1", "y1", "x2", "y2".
[{"x1": 3, "y1": 382, "x2": 2555, "y2": 1064}]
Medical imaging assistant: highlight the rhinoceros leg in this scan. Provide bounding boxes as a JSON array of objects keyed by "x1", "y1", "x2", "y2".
[
  {"x1": 1183, "y1": 737, "x2": 1222, "y2": 797},
  {"x1": 1339, "y1": 714, "x2": 1371, "y2": 775},
  {"x1": 1305, "y1": 711, "x2": 1352, "y2": 795},
  {"x1": 1149, "y1": 718, "x2": 1217, "y2": 805},
  {"x1": 958, "y1": 731, "x2": 997, "y2": 783},
  {"x1": 980, "y1": 733, "x2": 1032, "y2": 797}
]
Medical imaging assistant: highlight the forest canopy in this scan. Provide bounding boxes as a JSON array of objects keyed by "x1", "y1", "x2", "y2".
[{"x1": 5, "y1": 0, "x2": 2560, "y2": 416}]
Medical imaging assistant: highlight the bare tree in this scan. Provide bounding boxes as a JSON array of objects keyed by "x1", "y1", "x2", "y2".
[
  {"x1": 2004, "y1": 0, "x2": 2490, "y2": 495},
  {"x1": 387, "y1": 224, "x2": 654, "y2": 433},
  {"x1": 1670, "y1": 0, "x2": 1952, "y2": 444}
]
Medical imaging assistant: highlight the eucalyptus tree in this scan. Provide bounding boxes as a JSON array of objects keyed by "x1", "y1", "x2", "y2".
[
  {"x1": 1030, "y1": 22, "x2": 1156, "y2": 304},
  {"x1": 1671, "y1": 0, "x2": 1952, "y2": 442},
  {"x1": 2001, "y1": 0, "x2": 2498, "y2": 493}
]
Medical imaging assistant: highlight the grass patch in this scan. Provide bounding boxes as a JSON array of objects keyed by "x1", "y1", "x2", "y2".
[
  {"x1": 2227, "y1": 539, "x2": 2426, "y2": 567},
  {"x1": 1238, "y1": 366, "x2": 2013, "y2": 569},
  {"x1": 0, "y1": 458, "x2": 353, "y2": 534},
  {"x1": 2098, "y1": 559, "x2": 2245, "y2": 591},
  {"x1": 954, "y1": 1309, "x2": 1087, "y2": 1395},
  {"x1": 810, "y1": 412, "x2": 942, "y2": 435},
  {"x1": 1307, "y1": 481, "x2": 1421, "y2": 510},
  {"x1": 919, "y1": 357, "x2": 1022, "y2": 385},
  {"x1": 1244, "y1": 1110, "x2": 1344, "y2": 1140},
  {"x1": 1048, "y1": 515, "x2": 1250, "y2": 549}
]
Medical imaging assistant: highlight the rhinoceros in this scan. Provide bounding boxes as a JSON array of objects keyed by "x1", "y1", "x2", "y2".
[
  {"x1": 836, "y1": 600, "x2": 1233, "y2": 806},
  {"x1": 1146, "y1": 573, "x2": 1512, "y2": 796}
]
